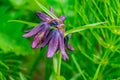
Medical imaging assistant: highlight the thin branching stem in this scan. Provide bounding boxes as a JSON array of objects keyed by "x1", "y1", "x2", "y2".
[
  {"x1": 93, "y1": 51, "x2": 109, "y2": 80},
  {"x1": 71, "y1": 54, "x2": 87, "y2": 80}
]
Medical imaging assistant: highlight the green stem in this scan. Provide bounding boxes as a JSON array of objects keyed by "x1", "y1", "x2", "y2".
[
  {"x1": 93, "y1": 51, "x2": 108, "y2": 80},
  {"x1": 53, "y1": 52, "x2": 62, "y2": 80},
  {"x1": 71, "y1": 54, "x2": 87, "y2": 80},
  {"x1": 57, "y1": 52, "x2": 62, "y2": 77},
  {"x1": 65, "y1": 26, "x2": 120, "y2": 36}
]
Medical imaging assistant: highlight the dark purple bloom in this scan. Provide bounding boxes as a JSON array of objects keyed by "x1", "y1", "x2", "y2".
[
  {"x1": 23, "y1": 7, "x2": 74, "y2": 60},
  {"x1": 23, "y1": 8, "x2": 55, "y2": 48},
  {"x1": 37, "y1": 30, "x2": 69, "y2": 60},
  {"x1": 36, "y1": 11, "x2": 52, "y2": 22},
  {"x1": 23, "y1": 22, "x2": 50, "y2": 48}
]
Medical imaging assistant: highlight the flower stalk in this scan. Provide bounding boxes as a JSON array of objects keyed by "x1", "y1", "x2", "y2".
[
  {"x1": 56, "y1": 52, "x2": 62, "y2": 78},
  {"x1": 53, "y1": 51, "x2": 62, "y2": 80}
]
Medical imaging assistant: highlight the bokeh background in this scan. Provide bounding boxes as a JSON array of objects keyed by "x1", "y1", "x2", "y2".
[{"x1": 0, "y1": 0, "x2": 120, "y2": 80}]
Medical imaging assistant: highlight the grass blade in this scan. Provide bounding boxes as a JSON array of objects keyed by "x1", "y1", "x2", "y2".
[
  {"x1": 8, "y1": 20, "x2": 38, "y2": 26},
  {"x1": 34, "y1": 0, "x2": 57, "y2": 19}
]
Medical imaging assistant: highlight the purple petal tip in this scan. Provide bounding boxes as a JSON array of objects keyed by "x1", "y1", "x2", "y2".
[
  {"x1": 59, "y1": 16, "x2": 66, "y2": 21},
  {"x1": 62, "y1": 54, "x2": 69, "y2": 60},
  {"x1": 23, "y1": 34, "x2": 30, "y2": 38},
  {"x1": 50, "y1": 7, "x2": 55, "y2": 14},
  {"x1": 47, "y1": 54, "x2": 53, "y2": 58}
]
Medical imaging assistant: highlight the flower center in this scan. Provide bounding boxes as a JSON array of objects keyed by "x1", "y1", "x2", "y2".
[{"x1": 47, "y1": 18, "x2": 62, "y2": 26}]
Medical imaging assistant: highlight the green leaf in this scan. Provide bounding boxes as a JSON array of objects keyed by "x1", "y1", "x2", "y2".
[
  {"x1": 0, "y1": 72, "x2": 6, "y2": 80},
  {"x1": 19, "y1": 72, "x2": 27, "y2": 80},
  {"x1": 8, "y1": 20, "x2": 38, "y2": 26},
  {"x1": 49, "y1": 72, "x2": 66, "y2": 80},
  {"x1": 65, "y1": 22, "x2": 107, "y2": 36},
  {"x1": 85, "y1": 22, "x2": 107, "y2": 26},
  {"x1": 9, "y1": 76, "x2": 15, "y2": 80},
  {"x1": 65, "y1": 25, "x2": 120, "y2": 36},
  {"x1": 0, "y1": 61, "x2": 9, "y2": 70},
  {"x1": 0, "y1": 5, "x2": 33, "y2": 55},
  {"x1": 57, "y1": 76, "x2": 66, "y2": 80},
  {"x1": 49, "y1": 72, "x2": 56, "y2": 80}
]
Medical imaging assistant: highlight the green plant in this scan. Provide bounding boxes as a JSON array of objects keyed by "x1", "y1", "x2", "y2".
[{"x1": 0, "y1": 0, "x2": 120, "y2": 80}]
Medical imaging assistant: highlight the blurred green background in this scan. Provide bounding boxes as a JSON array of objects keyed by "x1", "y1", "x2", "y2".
[{"x1": 0, "y1": 0, "x2": 120, "y2": 80}]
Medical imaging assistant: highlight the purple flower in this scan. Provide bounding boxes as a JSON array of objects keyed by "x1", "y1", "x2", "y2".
[
  {"x1": 37, "y1": 29, "x2": 69, "y2": 60},
  {"x1": 23, "y1": 8, "x2": 54, "y2": 48},
  {"x1": 23, "y1": 22, "x2": 50, "y2": 48},
  {"x1": 23, "y1": 7, "x2": 74, "y2": 60}
]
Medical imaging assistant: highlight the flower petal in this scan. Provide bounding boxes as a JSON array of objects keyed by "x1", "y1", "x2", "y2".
[
  {"x1": 67, "y1": 43, "x2": 74, "y2": 51},
  {"x1": 58, "y1": 30, "x2": 68, "y2": 60},
  {"x1": 64, "y1": 34, "x2": 74, "y2": 51},
  {"x1": 37, "y1": 30, "x2": 55, "y2": 48},
  {"x1": 32, "y1": 31, "x2": 44, "y2": 48},
  {"x1": 47, "y1": 32, "x2": 58, "y2": 58},
  {"x1": 43, "y1": 28, "x2": 50, "y2": 39},
  {"x1": 67, "y1": 34, "x2": 72, "y2": 38},
  {"x1": 59, "y1": 16, "x2": 66, "y2": 21},
  {"x1": 31, "y1": 24, "x2": 50, "y2": 48},
  {"x1": 36, "y1": 11, "x2": 52, "y2": 21},
  {"x1": 23, "y1": 22, "x2": 47, "y2": 38},
  {"x1": 24, "y1": 30, "x2": 31, "y2": 33},
  {"x1": 50, "y1": 7, "x2": 55, "y2": 14}
]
